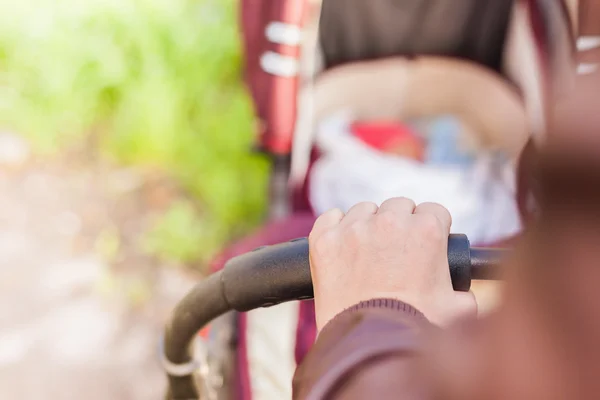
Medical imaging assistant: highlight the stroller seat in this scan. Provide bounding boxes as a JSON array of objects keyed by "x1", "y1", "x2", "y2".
[
  {"x1": 291, "y1": 56, "x2": 530, "y2": 189},
  {"x1": 296, "y1": 58, "x2": 528, "y2": 247}
]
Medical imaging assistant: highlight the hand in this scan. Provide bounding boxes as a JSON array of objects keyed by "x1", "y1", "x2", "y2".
[{"x1": 309, "y1": 197, "x2": 476, "y2": 331}]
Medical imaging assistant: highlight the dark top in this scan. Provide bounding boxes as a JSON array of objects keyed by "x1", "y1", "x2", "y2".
[{"x1": 318, "y1": 0, "x2": 514, "y2": 72}]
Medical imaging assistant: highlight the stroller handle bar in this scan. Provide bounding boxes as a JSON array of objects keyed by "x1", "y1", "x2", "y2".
[{"x1": 163, "y1": 233, "x2": 506, "y2": 399}]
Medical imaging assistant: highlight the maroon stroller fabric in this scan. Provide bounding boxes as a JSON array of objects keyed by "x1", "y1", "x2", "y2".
[{"x1": 239, "y1": 0, "x2": 309, "y2": 155}]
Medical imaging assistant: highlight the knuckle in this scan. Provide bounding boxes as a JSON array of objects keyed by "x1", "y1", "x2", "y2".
[
  {"x1": 381, "y1": 196, "x2": 415, "y2": 211},
  {"x1": 329, "y1": 207, "x2": 345, "y2": 218},
  {"x1": 347, "y1": 220, "x2": 367, "y2": 238},
  {"x1": 351, "y1": 201, "x2": 379, "y2": 215},
  {"x1": 357, "y1": 201, "x2": 378, "y2": 209},
  {"x1": 418, "y1": 201, "x2": 440, "y2": 212},
  {"x1": 375, "y1": 210, "x2": 399, "y2": 229},
  {"x1": 396, "y1": 196, "x2": 416, "y2": 207},
  {"x1": 414, "y1": 213, "x2": 445, "y2": 242},
  {"x1": 366, "y1": 201, "x2": 380, "y2": 210},
  {"x1": 317, "y1": 208, "x2": 341, "y2": 224},
  {"x1": 384, "y1": 196, "x2": 406, "y2": 205},
  {"x1": 431, "y1": 202, "x2": 451, "y2": 219}
]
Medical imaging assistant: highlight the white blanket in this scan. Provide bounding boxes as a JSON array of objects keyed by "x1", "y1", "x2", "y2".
[{"x1": 309, "y1": 113, "x2": 521, "y2": 245}]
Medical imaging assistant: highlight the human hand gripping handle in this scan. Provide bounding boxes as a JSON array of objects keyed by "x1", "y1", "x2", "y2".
[
  {"x1": 164, "y1": 199, "x2": 497, "y2": 399},
  {"x1": 309, "y1": 197, "x2": 478, "y2": 331}
]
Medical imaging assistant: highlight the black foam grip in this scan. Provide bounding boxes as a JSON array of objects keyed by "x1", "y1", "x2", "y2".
[
  {"x1": 447, "y1": 233, "x2": 472, "y2": 291},
  {"x1": 222, "y1": 234, "x2": 472, "y2": 311}
]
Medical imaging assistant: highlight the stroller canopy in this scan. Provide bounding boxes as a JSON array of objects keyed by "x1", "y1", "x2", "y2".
[{"x1": 319, "y1": 0, "x2": 514, "y2": 73}]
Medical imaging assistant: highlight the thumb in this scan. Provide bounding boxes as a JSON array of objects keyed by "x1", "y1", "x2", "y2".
[
  {"x1": 430, "y1": 291, "x2": 477, "y2": 327},
  {"x1": 449, "y1": 291, "x2": 478, "y2": 321}
]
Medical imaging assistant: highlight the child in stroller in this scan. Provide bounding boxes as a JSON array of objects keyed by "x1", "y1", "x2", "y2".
[{"x1": 205, "y1": 1, "x2": 576, "y2": 399}]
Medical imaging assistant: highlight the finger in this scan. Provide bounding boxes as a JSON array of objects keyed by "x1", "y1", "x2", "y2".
[
  {"x1": 377, "y1": 197, "x2": 416, "y2": 217},
  {"x1": 340, "y1": 201, "x2": 379, "y2": 225},
  {"x1": 310, "y1": 208, "x2": 344, "y2": 239},
  {"x1": 413, "y1": 202, "x2": 452, "y2": 234},
  {"x1": 452, "y1": 291, "x2": 478, "y2": 319}
]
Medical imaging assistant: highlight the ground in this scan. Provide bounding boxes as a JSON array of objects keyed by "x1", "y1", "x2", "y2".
[{"x1": 0, "y1": 133, "x2": 200, "y2": 399}]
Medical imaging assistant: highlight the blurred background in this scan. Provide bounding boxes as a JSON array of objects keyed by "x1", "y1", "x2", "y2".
[
  {"x1": 0, "y1": 0, "x2": 268, "y2": 398},
  {"x1": 0, "y1": 0, "x2": 596, "y2": 399}
]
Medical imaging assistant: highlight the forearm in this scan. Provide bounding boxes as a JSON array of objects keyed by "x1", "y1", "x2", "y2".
[{"x1": 293, "y1": 299, "x2": 433, "y2": 400}]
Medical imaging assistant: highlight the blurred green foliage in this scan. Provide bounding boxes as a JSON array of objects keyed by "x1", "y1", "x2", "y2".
[
  {"x1": 0, "y1": 0, "x2": 269, "y2": 265},
  {"x1": 141, "y1": 199, "x2": 219, "y2": 265},
  {"x1": 95, "y1": 225, "x2": 121, "y2": 263}
]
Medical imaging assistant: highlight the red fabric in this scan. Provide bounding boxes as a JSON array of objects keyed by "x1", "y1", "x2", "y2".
[
  {"x1": 351, "y1": 121, "x2": 425, "y2": 161},
  {"x1": 239, "y1": 0, "x2": 308, "y2": 154},
  {"x1": 351, "y1": 121, "x2": 420, "y2": 150}
]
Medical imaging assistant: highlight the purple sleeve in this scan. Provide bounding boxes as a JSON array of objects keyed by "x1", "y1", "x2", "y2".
[{"x1": 293, "y1": 299, "x2": 433, "y2": 400}]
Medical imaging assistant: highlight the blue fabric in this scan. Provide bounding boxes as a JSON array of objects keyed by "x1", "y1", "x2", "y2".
[{"x1": 423, "y1": 116, "x2": 475, "y2": 167}]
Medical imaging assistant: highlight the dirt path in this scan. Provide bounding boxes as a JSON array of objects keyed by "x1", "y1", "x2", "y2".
[{"x1": 0, "y1": 134, "x2": 199, "y2": 399}]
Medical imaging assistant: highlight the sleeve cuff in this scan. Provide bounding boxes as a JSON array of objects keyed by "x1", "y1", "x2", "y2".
[
  {"x1": 347, "y1": 298, "x2": 426, "y2": 318},
  {"x1": 316, "y1": 298, "x2": 430, "y2": 341},
  {"x1": 297, "y1": 298, "x2": 430, "y2": 399}
]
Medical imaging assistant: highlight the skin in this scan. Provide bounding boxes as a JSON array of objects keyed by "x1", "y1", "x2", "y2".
[{"x1": 308, "y1": 197, "x2": 476, "y2": 331}]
